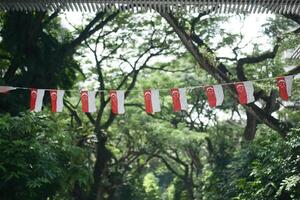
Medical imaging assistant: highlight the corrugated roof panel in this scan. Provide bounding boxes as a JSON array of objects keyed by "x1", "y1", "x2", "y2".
[
  {"x1": 291, "y1": 47, "x2": 300, "y2": 59},
  {"x1": 0, "y1": 0, "x2": 299, "y2": 13}
]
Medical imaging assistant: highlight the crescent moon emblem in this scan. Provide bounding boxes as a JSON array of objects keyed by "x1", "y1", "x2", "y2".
[
  {"x1": 31, "y1": 90, "x2": 37, "y2": 98},
  {"x1": 277, "y1": 79, "x2": 286, "y2": 88},
  {"x1": 110, "y1": 93, "x2": 117, "y2": 101},
  {"x1": 236, "y1": 84, "x2": 245, "y2": 92},
  {"x1": 50, "y1": 92, "x2": 57, "y2": 99},
  {"x1": 144, "y1": 91, "x2": 151, "y2": 96},
  {"x1": 207, "y1": 87, "x2": 214, "y2": 94},
  {"x1": 172, "y1": 90, "x2": 179, "y2": 97},
  {"x1": 81, "y1": 92, "x2": 88, "y2": 97},
  {"x1": 81, "y1": 92, "x2": 88, "y2": 101}
]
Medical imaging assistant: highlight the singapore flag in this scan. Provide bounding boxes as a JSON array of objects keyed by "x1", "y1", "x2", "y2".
[
  {"x1": 30, "y1": 89, "x2": 45, "y2": 112},
  {"x1": 110, "y1": 90, "x2": 125, "y2": 114},
  {"x1": 50, "y1": 90, "x2": 65, "y2": 112},
  {"x1": 144, "y1": 89, "x2": 161, "y2": 114},
  {"x1": 171, "y1": 88, "x2": 188, "y2": 112},
  {"x1": 80, "y1": 91, "x2": 97, "y2": 113},
  {"x1": 205, "y1": 85, "x2": 224, "y2": 108},
  {"x1": 276, "y1": 75, "x2": 293, "y2": 101},
  {"x1": 235, "y1": 81, "x2": 255, "y2": 105}
]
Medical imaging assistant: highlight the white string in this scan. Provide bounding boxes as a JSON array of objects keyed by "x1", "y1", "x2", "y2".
[{"x1": 7, "y1": 75, "x2": 297, "y2": 94}]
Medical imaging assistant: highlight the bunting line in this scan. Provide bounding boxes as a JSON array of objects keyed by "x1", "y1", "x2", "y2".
[
  {"x1": 3, "y1": 75, "x2": 296, "y2": 93},
  {"x1": 0, "y1": 75, "x2": 298, "y2": 114}
]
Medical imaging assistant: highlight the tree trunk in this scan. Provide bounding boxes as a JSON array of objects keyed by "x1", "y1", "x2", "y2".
[
  {"x1": 88, "y1": 133, "x2": 112, "y2": 200},
  {"x1": 173, "y1": 179, "x2": 185, "y2": 200},
  {"x1": 158, "y1": 11, "x2": 291, "y2": 138},
  {"x1": 72, "y1": 181, "x2": 86, "y2": 200},
  {"x1": 185, "y1": 180, "x2": 195, "y2": 200},
  {"x1": 244, "y1": 111, "x2": 257, "y2": 140}
]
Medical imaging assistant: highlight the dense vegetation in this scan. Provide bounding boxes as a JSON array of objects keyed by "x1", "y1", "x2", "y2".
[{"x1": 0, "y1": 9, "x2": 299, "y2": 200}]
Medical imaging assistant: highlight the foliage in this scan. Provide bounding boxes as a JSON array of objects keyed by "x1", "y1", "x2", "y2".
[
  {"x1": 142, "y1": 172, "x2": 161, "y2": 200},
  {"x1": 0, "y1": 113, "x2": 91, "y2": 200},
  {"x1": 0, "y1": 8, "x2": 299, "y2": 200},
  {"x1": 202, "y1": 128, "x2": 300, "y2": 200},
  {"x1": 0, "y1": 12, "x2": 81, "y2": 114}
]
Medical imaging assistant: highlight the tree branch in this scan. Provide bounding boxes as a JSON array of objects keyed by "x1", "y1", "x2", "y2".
[
  {"x1": 155, "y1": 154, "x2": 184, "y2": 179},
  {"x1": 65, "y1": 11, "x2": 119, "y2": 54},
  {"x1": 64, "y1": 99, "x2": 82, "y2": 126},
  {"x1": 236, "y1": 38, "x2": 281, "y2": 81},
  {"x1": 158, "y1": 10, "x2": 291, "y2": 138},
  {"x1": 42, "y1": 11, "x2": 60, "y2": 26}
]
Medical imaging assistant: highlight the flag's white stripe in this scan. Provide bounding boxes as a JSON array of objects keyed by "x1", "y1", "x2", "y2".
[
  {"x1": 284, "y1": 75, "x2": 293, "y2": 97},
  {"x1": 179, "y1": 88, "x2": 188, "y2": 110},
  {"x1": 35, "y1": 89, "x2": 45, "y2": 112},
  {"x1": 117, "y1": 90, "x2": 125, "y2": 114},
  {"x1": 88, "y1": 91, "x2": 96, "y2": 113},
  {"x1": 0, "y1": 86, "x2": 16, "y2": 93},
  {"x1": 151, "y1": 89, "x2": 161, "y2": 112},
  {"x1": 213, "y1": 85, "x2": 224, "y2": 106},
  {"x1": 56, "y1": 90, "x2": 65, "y2": 112},
  {"x1": 243, "y1": 81, "x2": 255, "y2": 103}
]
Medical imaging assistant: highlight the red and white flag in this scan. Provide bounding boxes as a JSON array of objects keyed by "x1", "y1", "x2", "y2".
[
  {"x1": 171, "y1": 88, "x2": 188, "y2": 112},
  {"x1": 276, "y1": 75, "x2": 293, "y2": 101},
  {"x1": 30, "y1": 89, "x2": 45, "y2": 112},
  {"x1": 205, "y1": 85, "x2": 224, "y2": 108},
  {"x1": 110, "y1": 90, "x2": 125, "y2": 114},
  {"x1": 81, "y1": 91, "x2": 96, "y2": 113},
  {"x1": 50, "y1": 90, "x2": 65, "y2": 112},
  {"x1": 235, "y1": 81, "x2": 255, "y2": 105},
  {"x1": 0, "y1": 86, "x2": 16, "y2": 93},
  {"x1": 144, "y1": 89, "x2": 161, "y2": 114}
]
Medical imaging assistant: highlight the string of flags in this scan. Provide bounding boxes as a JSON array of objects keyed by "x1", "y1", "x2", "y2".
[{"x1": 0, "y1": 75, "x2": 296, "y2": 114}]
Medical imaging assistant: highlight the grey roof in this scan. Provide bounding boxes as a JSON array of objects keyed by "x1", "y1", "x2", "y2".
[{"x1": 0, "y1": 0, "x2": 299, "y2": 14}]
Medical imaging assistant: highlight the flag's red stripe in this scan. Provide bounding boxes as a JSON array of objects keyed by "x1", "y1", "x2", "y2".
[
  {"x1": 205, "y1": 86, "x2": 217, "y2": 107},
  {"x1": 81, "y1": 91, "x2": 89, "y2": 113},
  {"x1": 235, "y1": 83, "x2": 248, "y2": 104},
  {"x1": 144, "y1": 90, "x2": 153, "y2": 113},
  {"x1": 171, "y1": 88, "x2": 181, "y2": 112},
  {"x1": 50, "y1": 90, "x2": 57, "y2": 112},
  {"x1": 30, "y1": 89, "x2": 37, "y2": 111},
  {"x1": 276, "y1": 77, "x2": 289, "y2": 101},
  {"x1": 110, "y1": 91, "x2": 118, "y2": 114}
]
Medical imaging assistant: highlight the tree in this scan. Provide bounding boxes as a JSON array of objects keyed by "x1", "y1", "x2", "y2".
[
  {"x1": 156, "y1": 9, "x2": 300, "y2": 140},
  {"x1": 62, "y1": 12, "x2": 173, "y2": 200},
  {"x1": 0, "y1": 11, "x2": 118, "y2": 114}
]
